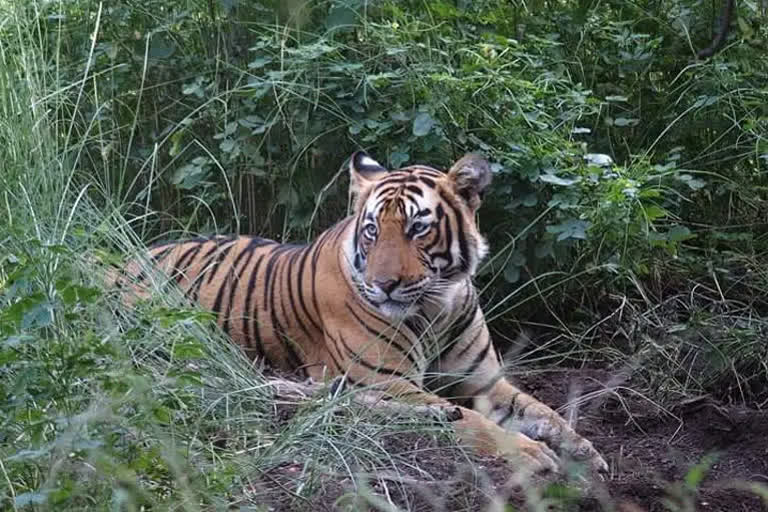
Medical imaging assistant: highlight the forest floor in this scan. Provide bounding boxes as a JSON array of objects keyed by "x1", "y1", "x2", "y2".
[{"x1": 240, "y1": 368, "x2": 768, "y2": 512}]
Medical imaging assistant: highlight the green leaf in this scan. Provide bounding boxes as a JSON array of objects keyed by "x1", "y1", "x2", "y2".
[
  {"x1": 326, "y1": 4, "x2": 358, "y2": 30},
  {"x1": 15, "y1": 491, "x2": 50, "y2": 507},
  {"x1": 172, "y1": 162, "x2": 208, "y2": 190},
  {"x1": 540, "y1": 173, "x2": 580, "y2": 186},
  {"x1": 584, "y1": 153, "x2": 613, "y2": 167},
  {"x1": 412, "y1": 112, "x2": 435, "y2": 137},
  {"x1": 220, "y1": 139, "x2": 236, "y2": 153},
  {"x1": 170, "y1": 370, "x2": 204, "y2": 387},
  {"x1": 148, "y1": 36, "x2": 175, "y2": 59},
  {"x1": 57, "y1": 281, "x2": 101, "y2": 305},
  {"x1": 181, "y1": 81, "x2": 203, "y2": 98},
  {"x1": 546, "y1": 219, "x2": 590, "y2": 241},
  {"x1": 678, "y1": 174, "x2": 706, "y2": 190},
  {"x1": 22, "y1": 301, "x2": 54, "y2": 330},
  {"x1": 172, "y1": 338, "x2": 206, "y2": 360},
  {"x1": 390, "y1": 151, "x2": 409, "y2": 168},
  {"x1": 667, "y1": 225, "x2": 695, "y2": 242},
  {"x1": 522, "y1": 193, "x2": 538, "y2": 207},
  {"x1": 152, "y1": 405, "x2": 172, "y2": 424},
  {"x1": 503, "y1": 261, "x2": 520, "y2": 283},
  {"x1": 684, "y1": 455, "x2": 716, "y2": 490},
  {"x1": 613, "y1": 117, "x2": 639, "y2": 127},
  {"x1": 248, "y1": 56, "x2": 272, "y2": 69},
  {"x1": 644, "y1": 205, "x2": 667, "y2": 221}
]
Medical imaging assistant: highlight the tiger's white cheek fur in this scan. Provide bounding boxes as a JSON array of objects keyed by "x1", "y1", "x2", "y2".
[{"x1": 469, "y1": 234, "x2": 489, "y2": 275}]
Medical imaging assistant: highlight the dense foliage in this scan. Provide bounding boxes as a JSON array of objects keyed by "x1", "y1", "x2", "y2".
[
  {"x1": 1, "y1": 0, "x2": 767, "y2": 509},
  {"x1": 24, "y1": 0, "x2": 767, "y2": 289}
]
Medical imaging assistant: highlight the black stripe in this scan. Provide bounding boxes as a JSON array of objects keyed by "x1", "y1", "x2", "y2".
[
  {"x1": 220, "y1": 247, "x2": 257, "y2": 335},
  {"x1": 346, "y1": 302, "x2": 418, "y2": 368},
  {"x1": 412, "y1": 167, "x2": 441, "y2": 177},
  {"x1": 212, "y1": 244, "x2": 250, "y2": 313},
  {"x1": 497, "y1": 392, "x2": 521, "y2": 426},
  {"x1": 204, "y1": 241, "x2": 237, "y2": 285},
  {"x1": 454, "y1": 208, "x2": 470, "y2": 273},
  {"x1": 418, "y1": 176, "x2": 436, "y2": 188},
  {"x1": 243, "y1": 255, "x2": 266, "y2": 358},
  {"x1": 454, "y1": 327, "x2": 483, "y2": 360},
  {"x1": 262, "y1": 246, "x2": 283, "y2": 307},
  {"x1": 326, "y1": 334, "x2": 347, "y2": 374},
  {"x1": 337, "y1": 332, "x2": 418, "y2": 386},
  {"x1": 431, "y1": 202, "x2": 454, "y2": 265},
  {"x1": 186, "y1": 242, "x2": 226, "y2": 301},
  {"x1": 403, "y1": 317, "x2": 425, "y2": 341},
  {"x1": 474, "y1": 372, "x2": 504, "y2": 396},
  {"x1": 464, "y1": 338, "x2": 491, "y2": 377},
  {"x1": 295, "y1": 244, "x2": 322, "y2": 332},
  {"x1": 442, "y1": 338, "x2": 492, "y2": 400},
  {"x1": 285, "y1": 248, "x2": 315, "y2": 341},
  {"x1": 134, "y1": 246, "x2": 175, "y2": 282},
  {"x1": 405, "y1": 185, "x2": 424, "y2": 197},
  {"x1": 172, "y1": 243, "x2": 206, "y2": 283},
  {"x1": 437, "y1": 308, "x2": 476, "y2": 359},
  {"x1": 271, "y1": 248, "x2": 306, "y2": 375},
  {"x1": 517, "y1": 400, "x2": 533, "y2": 420},
  {"x1": 310, "y1": 225, "x2": 339, "y2": 319},
  {"x1": 376, "y1": 177, "x2": 407, "y2": 186},
  {"x1": 150, "y1": 245, "x2": 176, "y2": 262}
]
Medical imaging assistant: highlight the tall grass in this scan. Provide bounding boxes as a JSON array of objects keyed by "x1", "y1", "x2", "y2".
[{"x1": 0, "y1": 6, "x2": 485, "y2": 511}]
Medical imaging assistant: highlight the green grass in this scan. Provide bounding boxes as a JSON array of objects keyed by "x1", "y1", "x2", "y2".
[{"x1": 2, "y1": 1, "x2": 768, "y2": 511}]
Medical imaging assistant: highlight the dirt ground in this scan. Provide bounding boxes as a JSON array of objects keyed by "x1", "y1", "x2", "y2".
[
  {"x1": 243, "y1": 368, "x2": 768, "y2": 511},
  {"x1": 516, "y1": 369, "x2": 768, "y2": 511}
]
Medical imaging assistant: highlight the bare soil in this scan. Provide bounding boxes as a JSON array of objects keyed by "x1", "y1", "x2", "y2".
[
  {"x1": 241, "y1": 368, "x2": 768, "y2": 511},
  {"x1": 516, "y1": 369, "x2": 768, "y2": 511}
]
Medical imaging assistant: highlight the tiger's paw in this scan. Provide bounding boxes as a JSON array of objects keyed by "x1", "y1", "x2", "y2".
[
  {"x1": 563, "y1": 435, "x2": 609, "y2": 476},
  {"x1": 499, "y1": 432, "x2": 560, "y2": 475}
]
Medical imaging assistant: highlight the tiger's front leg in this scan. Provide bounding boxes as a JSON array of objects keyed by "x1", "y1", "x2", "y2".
[
  {"x1": 443, "y1": 316, "x2": 608, "y2": 474},
  {"x1": 478, "y1": 377, "x2": 608, "y2": 474},
  {"x1": 322, "y1": 329, "x2": 561, "y2": 475},
  {"x1": 344, "y1": 376, "x2": 563, "y2": 475}
]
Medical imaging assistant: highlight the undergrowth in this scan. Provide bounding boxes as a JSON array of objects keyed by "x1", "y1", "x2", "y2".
[{"x1": 2, "y1": 0, "x2": 768, "y2": 510}]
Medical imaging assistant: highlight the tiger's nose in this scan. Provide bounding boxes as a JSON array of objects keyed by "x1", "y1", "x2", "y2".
[{"x1": 374, "y1": 278, "x2": 400, "y2": 295}]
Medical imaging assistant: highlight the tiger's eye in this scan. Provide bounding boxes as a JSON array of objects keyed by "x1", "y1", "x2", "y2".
[
  {"x1": 363, "y1": 224, "x2": 378, "y2": 238},
  {"x1": 410, "y1": 221, "x2": 430, "y2": 236}
]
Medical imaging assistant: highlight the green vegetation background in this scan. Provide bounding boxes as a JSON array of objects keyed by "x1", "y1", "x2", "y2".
[{"x1": 1, "y1": 0, "x2": 767, "y2": 509}]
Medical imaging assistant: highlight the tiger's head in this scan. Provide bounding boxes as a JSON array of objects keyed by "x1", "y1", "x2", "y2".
[{"x1": 344, "y1": 151, "x2": 492, "y2": 319}]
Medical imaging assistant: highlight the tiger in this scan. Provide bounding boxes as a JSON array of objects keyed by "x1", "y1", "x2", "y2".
[{"x1": 117, "y1": 151, "x2": 608, "y2": 475}]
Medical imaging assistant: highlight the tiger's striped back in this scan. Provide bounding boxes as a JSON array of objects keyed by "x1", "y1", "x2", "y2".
[{"x1": 121, "y1": 220, "x2": 352, "y2": 377}]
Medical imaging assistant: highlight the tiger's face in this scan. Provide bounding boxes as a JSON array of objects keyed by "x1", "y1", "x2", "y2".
[{"x1": 344, "y1": 152, "x2": 492, "y2": 319}]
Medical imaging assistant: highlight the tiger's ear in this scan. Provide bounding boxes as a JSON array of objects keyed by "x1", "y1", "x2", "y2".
[
  {"x1": 447, "y1": 153, "x2": 492, "y2": 210},
  {"x1": 349, "y1": 151, "x2": 388, "y2": 210}
]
